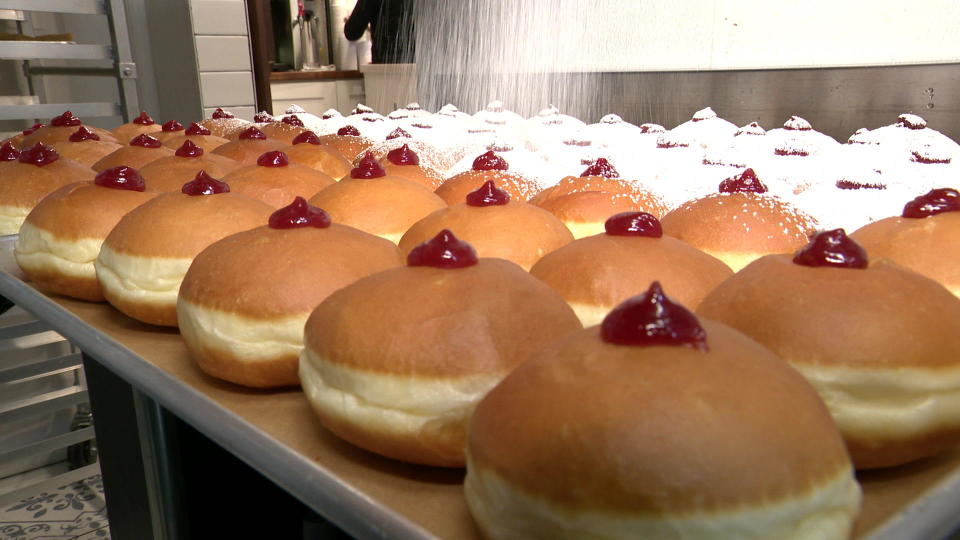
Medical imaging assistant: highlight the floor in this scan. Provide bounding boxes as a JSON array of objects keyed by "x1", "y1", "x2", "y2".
[{"x1": 0, "y1": 468, "x2": 109, "y2": 540}]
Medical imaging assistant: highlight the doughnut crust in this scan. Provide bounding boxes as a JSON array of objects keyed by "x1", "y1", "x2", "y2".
[
  {"x1": 851, "y1": 212, "x2": 960, "y2": 298},
  {"x1": 177, "y1": 224, "x2": 402, "y2": 388},
  {"x1": 466, "y1": 322, "x2": 861, "y2": 539},
  {"x1": 698, "y1": 255, "x2": 960, "y2": 468},
  {"x1": 299, "y1": 259, "x2": 581, "y2": 466},
  {"x1": 530, "y1": 234, "x2": 732, "y2": 326},
  {"x1": 661, "y1": 193, "x2": 818, "y2": 271},
  {"x1": 15, "y1": 183, "x2": 157, "y2": 300},
  {"x1": 398, "y1": 201, "x2": 574, "y2": 270},
  {"x1": 308, "y1": 176, "x2": 446, "y2": 243},
  {"x1": 435, "y1": 170, "x2": 541, "y2": 205},
  {"x1": 94, "y1": 193, "x2": 273, "y2": 326}
]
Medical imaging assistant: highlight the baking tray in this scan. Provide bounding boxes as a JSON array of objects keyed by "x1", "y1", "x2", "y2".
[{"x1": 0, "y1": 235, "x2": 958, "y2": 539}]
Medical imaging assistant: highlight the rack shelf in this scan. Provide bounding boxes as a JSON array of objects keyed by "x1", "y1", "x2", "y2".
[
  {"x1": 0, "y1": 0, "x2": 105, "y2": 16},
  {"x1": 0, "y1": 101, "x2": 121, "y2": 121},
  {"x1": 0, "y1": 0, "x2": 137, "y2": 123},
  {"x1": 0, "y1": 41, "x2": 113, "y2": 61}
]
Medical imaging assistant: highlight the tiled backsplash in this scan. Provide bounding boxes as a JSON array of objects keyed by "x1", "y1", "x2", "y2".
[
  {"x1": 190, "y1": 0, "x2": 250, "y2": 35},
  {"x1": 200, "y1": 72, "x2": 256, "y2": 107},
  {"x1": 191, "y1": 0, "x2": 256, "y2": 120},
  {"x1": 195, "y1": 36, "x2": 253, "y2": 72},
  {"x1": 204, "y1": 106, "x2": 256, "y2": 120}
]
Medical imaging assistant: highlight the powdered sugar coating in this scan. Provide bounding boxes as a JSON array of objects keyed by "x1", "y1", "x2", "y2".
[
  {"x1": 767, "y1": 116, "x2": 840, "y2": 154},
  {"x1": 736, "y1": 122, "x2": 766, "y2": 136},
  {"x1": 388, "y1": 102, "x2": 432, "y2": 120},
  {"x1": 524, "y1": 105, "x2": 585, "y2": 151},
  {"x1": 356, "y1": 139, "x2": 449, "y2": 179},
  {"x1": 435, "y1": 104, "x2": 472, "y2": 121},
  {"x1": 669, "y1": 107, "x2": 738, "y2": 149},
  {"x1": 449, "y1": 143, "x2": 556, "y2": 190},
  {"x1": 259, "y1": 102, "x2": 958, "y2": 233},
  {"x1": 783, "y1": 116, "x2": 813, "y2": 131},
  {"x1": 898, "y1": 113, "x2": 927, "y2": 130},
  {"x1": 473, "y1": 100, "x2": 526, "y2": 127}
]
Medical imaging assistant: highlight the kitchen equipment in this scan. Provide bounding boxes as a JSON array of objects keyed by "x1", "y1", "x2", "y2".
[{"x1": 300, "y1": 8, "x2": 331, "y2": 69}]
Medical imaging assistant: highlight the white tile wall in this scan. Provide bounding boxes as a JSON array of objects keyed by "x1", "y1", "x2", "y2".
[
  {"x1": 272, "y1": 80, "x2": 338, "y2": 116},
  {"x1": 200, "y1": 72, "x2": 256, "y2": 107},
  {"x1": 271, "y1": 99, "x2": 333, "y2": 116},
  {"x1": 190, "y1": 0, "x2": 248, "y2": 35},
  {"x1": 195, "y1": 36, "x2": 252, "y2": 72},
  {"x1": 204, "y1": 106, "x2": 256, "y2": 121},
  {"x1": 270, "y1": 81, "x2": 338, "y2": 101},
  {"x1": 191, "y1": 0, "x2": 255, "y2": 117}
]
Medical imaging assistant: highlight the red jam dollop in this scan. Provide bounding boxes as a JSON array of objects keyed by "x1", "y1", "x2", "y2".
[
  {"x1": 18, "y1": 143, "x2": 59, "y2": 167},
  {"x1": 175, "y1": 140, "x2": 204, "y2": 158},
  {"x1": 69, "y1": 126, "x2": 100, "y2": 142},
  {"x1": 902, "y1": 188, "x2": 960, "y2": 218},
  {"x1": 407, "y1": 229, "x2": 478, "y2": 269},
  {"x1": 350, "y1": 152, "x2": 386, "y2": 178},
  {"x1": 0, "y1": 142, "x2": 20, "y2": 161},
  {"x1": 337, "y1": 125, "x2": 361, "y2": 137},
  {"x1": 211, "y1": 108, "x2": 234, "y2": 119},
  {"x1": 132, "y1": 111, "x2": 155, "y2": 125},
  {"x1": 257, "y1": 150, "x2": 289, "y2": 167},
  {"x1": 281, "y1": 115, "x2": 304, "y2": 127},
  {"x1": 130, "y1": 134, "x2": 162, "y2": 148},
  {"x1": 95, "y1": 166, "x2": 146, "y2": 191},
  {"x1": 793, "y1": 229, "x2": 868, "y2": 269},
  {"x1": 182, "y1": 170, "x2": 230, "y2": 195},
  {"x1": 292, "y1": 131, "x2": 321, "y2": 145},
  {"x1": 51, "y1": 111, "x2": 81, "y2": 127},
  {"x1": 22, "y1": 123, "x2": 43, "y2": 136},
  {"x1": 161, "y1": 120, "x2": 184, "y2": 132},
  {"x1": 386, "y1": 144, "x2": 419, "y2": 166},
  {"x1": 466, "y1": 180, "x2": 510, "y2": 207},
  {"x1": 601, "y1": 281, "x2": 708, "y2": 350},
  {"x1": 253, "y1": 112, "x2": 274, "y2": 123},
  {"x1": 238, "y1": 126, "x2": 267, "y2": 140},
  {"x1": 471, "y1": 151, "x2": 509, "y2": 171},
  {"x1": 719, "y1": 168, "x2": 768, "y2": 193},
  {"x1": 386, "y1": 127, "x2": 411, "y2": 140},
  {"x1": 605, "y1": 212, "x2": 662, "y2": 237},
  {"x1": 186, "y1": 122, "x2": 212, "y2": 136},
  {"x1": 581, "y1": 157, "x2": 619, "y2": 178},
  {"x1": 268, "y1": 196, "x2": 331, "y2": 229}
]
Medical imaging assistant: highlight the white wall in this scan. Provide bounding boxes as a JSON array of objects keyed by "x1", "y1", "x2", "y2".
[
  {"x1": 563, "y1": 0, "x2": 960, "y2": 71},
  {"x1": 425, "y1": 0, "x2": 960, "y2": 74}
]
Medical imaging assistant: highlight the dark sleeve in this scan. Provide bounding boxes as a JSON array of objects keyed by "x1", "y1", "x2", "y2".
[{"x1": 344, "y1": 0, "x2": 379, "y2": 41}]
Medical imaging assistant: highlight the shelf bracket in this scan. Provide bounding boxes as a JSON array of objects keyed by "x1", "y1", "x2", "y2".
[{"x1": 118, "y1": 61, "x2": 137, "y2": 79}]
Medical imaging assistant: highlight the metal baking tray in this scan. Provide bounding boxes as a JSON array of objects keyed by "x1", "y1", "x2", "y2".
[{"x1": 0, "y1": 234, "x2": 958, "y2": 539}]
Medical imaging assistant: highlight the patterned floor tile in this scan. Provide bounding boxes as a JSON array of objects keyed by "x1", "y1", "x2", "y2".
[{"x1": 0, "y1": 475, "x2": 109, "y2": 540}]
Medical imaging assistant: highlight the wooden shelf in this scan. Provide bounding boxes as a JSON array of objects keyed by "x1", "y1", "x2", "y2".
[{"x1": 270, "y1": 70, "x2": 363, "y2": 81}]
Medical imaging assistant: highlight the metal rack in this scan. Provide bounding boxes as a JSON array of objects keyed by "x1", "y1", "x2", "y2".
[
  {"x1": 0, "y1": 304, "x2": 97, "y2": 510},
  {"x1": 0, "y1": 0, "x2": 138, "y2": 123}
]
